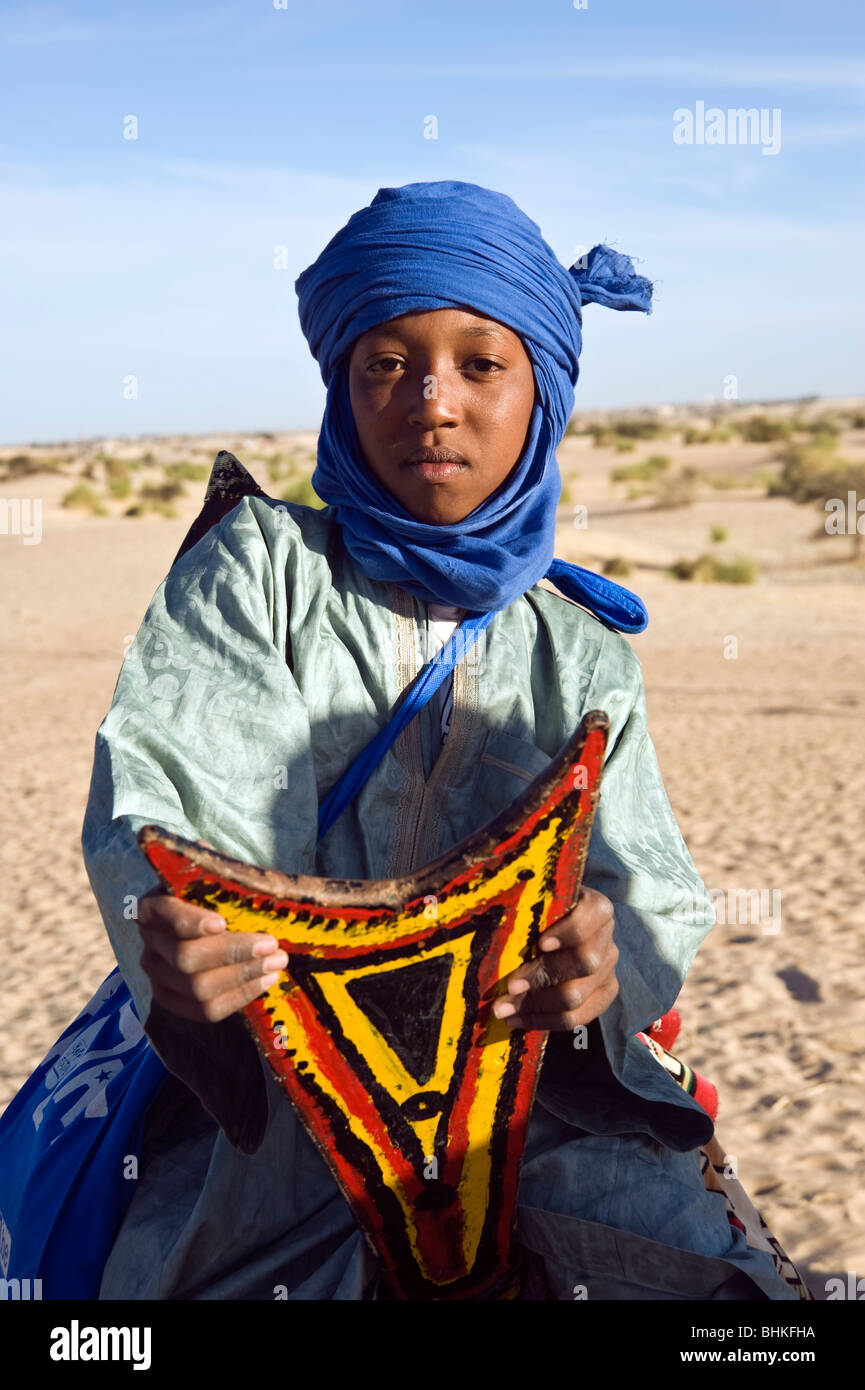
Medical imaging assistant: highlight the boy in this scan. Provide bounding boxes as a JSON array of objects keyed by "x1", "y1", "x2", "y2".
[{"x1": 82, "y1": 181, "x2": 798, "y2": 1300}]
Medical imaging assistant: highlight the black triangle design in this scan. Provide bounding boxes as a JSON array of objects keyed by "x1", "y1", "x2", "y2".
[{"x1": 346, "y1": 955, "x2": 453, "y2": 1086}]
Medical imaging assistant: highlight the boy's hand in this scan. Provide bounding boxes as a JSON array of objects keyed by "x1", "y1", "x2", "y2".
[
  {"x1": 492, "y1": 885, "x2": 619, "y2": 1032},
  {"x1": 138, "y1": 888, "x2": 288, "y2": 1023}
]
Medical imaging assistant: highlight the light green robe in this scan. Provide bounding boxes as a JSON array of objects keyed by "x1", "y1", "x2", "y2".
[
  {"x1": 83, "y1": 492, "x2": 714, "y2": 1148},
  {"x1": 79, "y1": 492, "x2": 793, "y2": 1300}
]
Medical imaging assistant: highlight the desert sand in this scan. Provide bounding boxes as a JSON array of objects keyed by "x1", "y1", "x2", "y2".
[{"x1": 1, "y1": 400, "x2": 863, "y2": 1299}]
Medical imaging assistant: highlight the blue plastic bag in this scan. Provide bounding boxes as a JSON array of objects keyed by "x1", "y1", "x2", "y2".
[{"x1": 0, "y1": 970, "x2": 166, "y2": 1299}]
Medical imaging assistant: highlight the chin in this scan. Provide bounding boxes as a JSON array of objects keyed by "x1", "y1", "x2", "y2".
[{"x1": 407, "y1": 499, "x2": 469, "y2": 526}]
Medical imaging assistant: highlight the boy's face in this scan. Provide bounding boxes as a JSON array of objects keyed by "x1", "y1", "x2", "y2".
[{"x1": 348, "y1": 308, "x2": 536, "y2": 525}]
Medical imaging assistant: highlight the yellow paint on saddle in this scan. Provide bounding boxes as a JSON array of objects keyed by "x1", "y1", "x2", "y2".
[{"x1": 206, "y1": 809, "x2": 567, "y2": 1286}]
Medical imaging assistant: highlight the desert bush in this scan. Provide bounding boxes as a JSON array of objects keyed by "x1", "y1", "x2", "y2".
[
  {"x1": 124, "y1": 478, "x2": 187, "y2": 518},
  {"x1": 602, "y1": 556, "x2": 633, "y2": 577},
  {"x1": 683, "y1": 426, "x2": 733, "y2": 445},
  {"x1": 2, "y1": 453, "x2": 63, "y2": 479},
  {"x1": 752, "y1": 467, "x2": 780, "y2": 490},
  {"x1": 650, "y1": 466, "x2": 698, "y2": 509},
  {"x1": 125, "y1": 499, "x2": 177, "y2": 518},
  {"x1": 165, "y1": 461, "x2": 209, "y2": 483},
  {"x1": 611, "y1": 454, "x2": 671, "y2": 484},
  {"x1": 808, "y1": 431, "x2": 841, "y2": 455},
  {"x1": 267, "y1": 451, "x2": 303, "y2": 480},
  {"x1": 670, "y1": 553, "x2": 757, "y2": 583},
  {"x1": 4, "y1": 453, "x2": 35, "y2": 476},
  {"x1": 709, "y1": 524, "x2": 728, "y2": 543},
  {"x1": 808, "y1": 415, "x2": 842, "y2": 436},
  {"x1": 706, "y1": 556, "x2": 758, "y2": 583},
  {"x1": 768, "y1": 439, "x2": 844, "y2": 500},
  {"x1": 736, "y1": 415, "x2": 791, "y2": 443},
  {"x1": 107, "y1": 473, "x2": 132, "y2": 499},
  {"x1": 589, "y1": 426, "x2": 615, "y2": 448},
  {"x1": 61, "y1": 483, "x2": 108, "y2": 516},
  {"x1": 768, "y1": 443, "x2": 865, "y2": 560},
  {"x1": 141, "y1": 480, "x2": 186, "y2": 502},
  {"x1": 279, "y1": 476, "x2": 324, "y2": 508},
  {"x1": 609, "y1": 419, "x2": 667, "y2": 440},
  {"x1": 99, "y1": 453, "x2": 144, "y2": 475},
  {"x1": 100, "y1": 456, "x2": 132, "y2": 498},
  {"x1": 613, "y1": 437, "x2": 636, "y2": 453},
  {"x1": 670, "y1": 557, "x2": 698, "y2": 580},
  {"x1": 588, "y1": 419, "x2": 666, "y2": 446},
  {"x1": 644, "y1": 453, "x2": 673, "y2": 473}
]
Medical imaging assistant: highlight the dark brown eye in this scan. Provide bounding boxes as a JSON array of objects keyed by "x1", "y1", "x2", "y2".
[
  {"x1": 369, "y1": 356, "x2": 403, "y2": 373},
  {"x1": 469, "y1": 357, "x2": 503, "y2": 373}
]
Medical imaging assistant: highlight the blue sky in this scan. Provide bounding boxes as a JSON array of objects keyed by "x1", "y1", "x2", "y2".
[{"x1": 1, "y1": 0, "x2": 863, "y2": 443}]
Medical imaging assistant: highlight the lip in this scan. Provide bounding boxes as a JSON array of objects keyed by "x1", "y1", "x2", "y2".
[
  {"x1": 407, "y1": 459, "x2": 466, "y2": 481},
  {"x1": 402, "y1": 446, "x2": 467, "y2": 482}
]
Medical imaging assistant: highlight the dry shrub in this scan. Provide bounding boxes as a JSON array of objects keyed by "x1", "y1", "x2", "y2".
[
  {"x1": 602, "y1": 556, "x2": 634, "y2": 577},
  {"x1": 61, "y1": 483, "x2": 108, "y2": 516},
  {"x1": 650, "y1": 466, "x2": 698, "y2": 509},
  {"x1": 2, "y1": 453, "x2": 64, "y2": 479},
  {"x1": 612, "y1": 454, "x2": 671, "y2": 484},
  {"x1": 279, "y1": 476, "x2": 324, "y2": 508},
  {"x1": 671, "y1": 554, "x2": 757, "y2": 584},
  {"x1": 736, "y1": 415, "x2": 791, "y2": 443}
]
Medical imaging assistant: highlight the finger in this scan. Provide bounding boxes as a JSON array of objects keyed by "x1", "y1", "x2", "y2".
[
  {"x1": 138, "y1": 889, "x2": 280, "y2": 967},
  {"x1": 142, "y1": 917, "x2": 285, "y2": 973},
  {"x1": 495, "y1": 947, "x2": 617, "y2": 1021},
  {"x1": 141, "y1": 945, "x2": 288, "y2": 1001},
  {"x1": 505, "y1": 976, "x2": 620, "y2": 1033},
  {"x1": 138, "y1": 891, "x2": 228, "y2": 941},
  {"x1": 538, "y1": 892, "x2": 614, "y2": 953},
  {"x1": 507, "y1": 943, "x2": 608, "y2": 995},
  {"x1": 508, "y1": 890, "x2": 614, "y2": 987},
  {"x1": 506, "y1": 927, "x2": 618, "y2": 998},
  {"x1": 150, "y1": 968, "x2": 284, "y2": 1024}
]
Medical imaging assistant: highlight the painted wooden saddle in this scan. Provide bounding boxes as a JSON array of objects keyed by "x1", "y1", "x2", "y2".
[{"x1": 139, "y1": 707, "x2": 608, "y2": 1300}]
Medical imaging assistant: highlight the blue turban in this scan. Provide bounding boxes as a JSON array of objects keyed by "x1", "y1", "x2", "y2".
[{"x1": 295, "y1": 180, "x2": 652, "y2": 632}]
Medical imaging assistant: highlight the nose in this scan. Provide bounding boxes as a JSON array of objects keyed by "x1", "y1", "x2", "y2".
[{"x1": 405, "y1": 365, "x2": 461, "y2": 430}]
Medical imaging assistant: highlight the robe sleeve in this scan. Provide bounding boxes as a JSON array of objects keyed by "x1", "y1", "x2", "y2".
[
  {"x1": 581, "y1": 642, "x2": 717, "y2": 1117},
  {"x1": 81, "y1": 497, "x2": 318, "y2": 1153}
]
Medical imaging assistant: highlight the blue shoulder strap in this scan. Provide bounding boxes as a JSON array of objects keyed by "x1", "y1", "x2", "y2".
[
  {"x1": 317, "y1": 557, "x2": 648, "y2": 836},
  {"x1": 317, "y1": 609, "x2": 494, "y2": 838}
]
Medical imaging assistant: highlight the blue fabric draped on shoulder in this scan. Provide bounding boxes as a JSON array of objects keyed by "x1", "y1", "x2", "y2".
[{"x1": 295, "y1": 180, "x2": 653, "y2": 632}]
